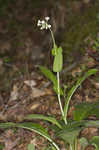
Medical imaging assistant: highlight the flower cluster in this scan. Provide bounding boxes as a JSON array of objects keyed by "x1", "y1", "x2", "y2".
[{"x1": 37, "y1": 17, "x2": 51, "y2": 30}]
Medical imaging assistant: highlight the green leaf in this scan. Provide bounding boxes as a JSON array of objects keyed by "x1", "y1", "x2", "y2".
[
  {"x1": 80, "y1": 137, "x2": 89, "y2": 150},
  {"x1": 51, "y1": 44, "x2": 58, "y2": 56},
  {"x1": 53, "y1": 85, "x2": 64, "y2": 96},
  {"x1": 39, "y1": 66, "x2": 57, "y2": 86},
  {"x1": 44, "y1": 146, "x2": 56, "y2": 150},
  {"x1": 90, "y1": 136, "x2": 99, "y2": 150},
  {"x1": 56, "y1": 123, "x2": 81, "y2": 145},
  {"x1": 53, "y1": 47, "x2": 63, "y2": 72},
  {"x1": 84, "y1": 120, "x2": 99, "y2": 128},
  {"x1": 0, "y1": 122, "x2": 16, "y2": 128},
  {"x1": 74, "y1": 102, "x2": 99, "y2": 121},
  {"x1": 27, "y1": 144, "x2": 35, "y2": 150},
  {"x1": 0, "y1": 144, "x2": 4, "y2": 150},
  {"x1": 25, "y1": 114, "x2": 62, "y2": 129},
  {"x1": 0, "y1": 122, "x2": 60, "y2": 150},
  {"x1": 3, "y1": 57, "x2": 11, "y2": 63},
  {"x1": 39, "y1": 66, "x2": 64, "y2": 95},
  {"x1": 63, "y1": 69, "x2": 98, "y2": 122}
]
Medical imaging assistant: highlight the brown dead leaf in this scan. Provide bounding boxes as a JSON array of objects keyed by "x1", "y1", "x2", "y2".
[
  {"x1": 29, "y1": 102, "x2": 41, "y2": 111},
  {"x1": 29, "y1": 138, "x2": 37, "y2": 147},
  {"x1": 9, "y1": 85, "x2": 19, "y2": 101},
  {"x1": 4, "y1": 138, "x2": 20, "y2": 150},
  {"x1": 72, "y1": 67, "x2": 82, "y2": 77},
  {"x1": 81, "y1": 128, "x2": 98, "y2": 140},
  {"x1": 2, "y1": 129, "x2": 20, "y2": 150},
  {"x1": 68, "y1": 106, "x2": 75, "y2": 118},
  {"x1": 44, "y1": 88, "x2": 54, "y2": 95},
  {"x1": 24, "y1": 80, "x2": 36, "y2": 88},
  {"x1": 91, "y1": 79, "x2": 99, "y2": 89},
  {"x1": 85, "y1": 145, "x2": 95, "y2": 150},
  {"x1": 31, "y1": 87, "x2": 45, "y2": 98}
]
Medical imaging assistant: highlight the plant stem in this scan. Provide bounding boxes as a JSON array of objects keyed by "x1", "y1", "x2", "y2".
[
  {"x1": 70, "y1": 144, "x2": 73, "y2": 150},
  {"x1": 74, "y1": 139, "x2": 77, "y2": 150},
  {"x1": 50, "y1": 28, "x2": 56, "y2": 47},
  {"x1": 57, "y1": 72, "x2": 64, "y2": 121},
  {"x1": 49, "y1": 28, "x2": 67, "y2": 124}
]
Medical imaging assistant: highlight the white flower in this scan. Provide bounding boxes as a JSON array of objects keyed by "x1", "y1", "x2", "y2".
[
  {"x1": 41, "y1": 20, "x2": 45, "y2": 24},
  {"x1": 37, "y1": 20, "x2": 41, "y2": 26},
  {"x1": 45, "y1": 16, "x2": 50, "y2": 21},
  {"x1": 47, "y1": 24, "x2": 51, "y2": 29},
  {"x1": 37, "y1": 17, "x2": 51, "y2": 30}
]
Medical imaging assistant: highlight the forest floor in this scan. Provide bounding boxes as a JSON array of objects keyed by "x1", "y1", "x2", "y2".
[{"x1": 0, "y1": 0, "x2": 99, "y2": 150}]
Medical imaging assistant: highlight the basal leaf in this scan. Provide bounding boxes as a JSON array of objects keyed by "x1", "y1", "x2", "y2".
[
  {"x1": 0, "y1": 122, "x2": 60, "y2": 150},
  {"x1": 63, "y1": 69, "x2": 98, "y2": 123},
  {"x1": 0, "y1": 122, "x2": 16, "y2": 128},
  {"x1": 56, "y1": 124, "x2": 81, "y2": 145},
  {"x1": 84, "y1": 120, "x2": 99, "y2": 128},
  {"x1": 25, "y1": 114, "x2": 62, "y2": 129},
  {"x1": 74, "y1": 102, "x2": 99, "y2": 121}
]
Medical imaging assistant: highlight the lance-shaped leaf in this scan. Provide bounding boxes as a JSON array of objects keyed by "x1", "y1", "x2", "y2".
[
  {"x1": 39, "y1": 66, "x2": 63, "y2": 95},
  {"x1": 63, "y1": 69, "x2": 98, "y2": 122},
  {"x1": 0, "y1": 122, "x2": 60, "y2": 150},
  {"x1": 74, "y1": 101, "x2": 99, "y2": 121},
  {"x1": 84, "y1": 120, "x2": 99, "y2": 128},
  {"x1": 39, "y1": 66, "x2": 57, "y2": 86},
  {"x1": 25, "y1": 114, "x2": 62, "y2": 129},
  {"x1": 55, "y1": 122, "x2": 82, "y2": 145}
]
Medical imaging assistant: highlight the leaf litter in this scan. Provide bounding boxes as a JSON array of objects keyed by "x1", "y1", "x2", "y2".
[{"x1": 0, "y1": 0, "x2": 99, "y2": 149}]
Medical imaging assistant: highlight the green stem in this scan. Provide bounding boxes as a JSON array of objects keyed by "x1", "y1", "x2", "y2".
[
  {"x1": 69, "y1": 140, "x2": 77, "y2": 150},
  {"x1": 74, "y1": 139, "x2": 77, "y2": 150},
  {"x1": 49, "y1": 28, "x2": 66, "y2": 124},
  {"x1": 50, "y1": 28, "x2": 56, "y2": 48},
  {"x1": 57, "y1": 72, "x2": 64, "y2": 121},
  {"x1": 70, "y1": 144, "x2": 73, "y2": 150}
]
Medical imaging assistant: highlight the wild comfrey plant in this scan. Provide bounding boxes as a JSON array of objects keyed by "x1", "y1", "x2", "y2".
[{"x1": 0, "y1": 17, "x2": 98, "y2": 150}]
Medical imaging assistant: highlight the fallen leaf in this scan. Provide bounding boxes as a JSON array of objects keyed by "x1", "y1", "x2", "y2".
[
  {"x1": 31, "y1": 87, "x2": 45, "y2": 98},
  {"x1": 29, "y1": 102, "x2": 41, "y2": 111},
  {"x1": 24, "y1": 80, "x2": 36, "y2": 87},
  {"x1": 91, "y1": 79, "x2": 99, "y2": 89},
  {"x1": 9, "y1": 85, "x2": 19, "y2": 101},
  {"x1": 72, "y1": 67, "x2": 82, "y2": 77}
]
